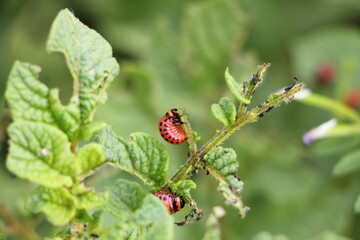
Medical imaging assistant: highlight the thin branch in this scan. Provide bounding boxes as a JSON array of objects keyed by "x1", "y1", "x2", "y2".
[
  {"x1": 161, "y1": 75, "x2": 303, "y2": 190},
  {"x1": 238, "y1": 63, "x2": 271, "y2": 117},
  {"x1": 0, "y1": 202, "x2": 38, "y2": 240}
]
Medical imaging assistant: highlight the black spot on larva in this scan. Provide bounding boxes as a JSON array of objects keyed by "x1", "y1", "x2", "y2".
[
  {"x1": 163, "y1": 196, "x2": 167, "y2": 201},
  {"x1": 163, "y1": 128, "x2": 168, "y2": 131},
  {"x1": 158, "y1": 196, "x2": 162, "y2": 200},
  {"x1": 173, "y1": 200, "x2": 178, "y2": 212},
  {"x1": 159, "y1": 128, "x2": 163, "y2": 132},
  {"x1": 159, "y1": 122, "x2": 163, "y2": 126},
  {"x1": 164, "y1": 124, "x2": 168, "y2": 127},
  {"x1": 180, "y1": 198, "x2": 185, "y2": 208},
  {"x1": 161, "y1": 134, "x2": 164, "y2": 137},
  {"x1": 165, "y1": 132, "x2": 169, "y2": 135}
]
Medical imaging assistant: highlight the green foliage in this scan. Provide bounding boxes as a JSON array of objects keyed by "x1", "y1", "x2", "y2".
[
  {"x1": 88, "y1": 210, "x2": 104, "y2": 235},
  {"x1": 72, "y1": 184, "x2": 109, "y2": 209},
  {"x1": 297, "y1": 92, "x2": 360, "y2": 122},
  {"x1": 163, "y1": 65, "x2": 301, "y2": 224},
  {"x1": 0, "y1": 233, "x2": 6, "y2": 240},
  {"x1": 94, "y1": 127, "x2": 169, "y2": 190},
  {"x1": 332, "y1": 150, "x2": 360, "y2": 176},
  {"x1": 202, "y1": 206, "x2": 226, "y2": 240},
  {"x1": 106, "y1": 179, "x2": 145, "y2": 218},
  {"x1": 211, "y1": 97, "x2": 237, "y2": 127},
  {"x1": 182, "y1": 0, "x2": 247, "y2": 94},
  {"x1": 296, "y1": 88, "x2": 360, "y2": 216},
  {"x1": 252, "y1": 232, "x2": 289, "y2": 240},
  {"x1": 6, "y1": 121, "x2": 75, "y2": 188},
  {"x1": 47, "y1": 9, "x2": 119, "y2": 126},
  {"x1": 4, "y1": 8, "x2": 118, "y2": 229},
  {"x1": 172, "y1": 180, "x2": 197, "y2": 196},
  {"x1": 75, "y1": 143, "x2": 106, "y2": 175},
  {"x1": 225, "y1": 68, "x2": 249, "y2": 104},
  {"x1": 308, "y1": 231, "x2": 351, "y2": 240},
  {"x1": 204, "y1": 147, "x2": 248, "y2": 217},
  {"x1": 26, "y1": 186, "x2": 76, "y2": 225},
  {"x1": 5, "y1": 61, "x2": 66, "y2": 126},
  {"x1": 3, "y1": 1, "x2": 358, "y2": 239},
  {"x1": 311, "y1": 136, "x2": 360, "y2": 156},
  {"x1": 102, "y1": 181, "x2": 173, "y2": 240}
]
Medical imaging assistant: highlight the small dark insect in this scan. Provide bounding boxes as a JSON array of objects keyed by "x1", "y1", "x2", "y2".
[
  {"x1": 285, "y1": 77, "x2": 298, "y2": 92},
  {"x1": 159, "y1": 108, "x2": 187, "y2": 144},
  {"x1": 265, "y1": 106, "x2": 274, "y2": 113},
  {"x1": 252, "y1": 74, "x2": 260, "y2": 85},
  {"x1": 229, "y1": 184, "x2": 236, "y2": 194},
  {"x1": 233, "y1": 174, "x2": 241, "y2": 181},
  {"x1": 199, "y1": 152, "x2": 207, "y2": 160},
  {"x1": 191, "y1": 166, "x2": 200, "y2": 175},
  {"x1": 3, "y1": 100, "x2": 9, "y2": 109},
  {"x1": 68, "y1": 8, "x2": 75, "y2": 14},
  {"x1": 154, "y1": 190, "x2": 185, "y2": 214}
]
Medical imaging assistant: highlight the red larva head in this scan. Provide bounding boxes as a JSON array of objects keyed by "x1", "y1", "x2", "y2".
[
  {"x1": 159, "y1": 108, "x2": 188, "y2": 144},
  {"x1": 315, "y1": 63, "x2": 336, "y2": 85},
  {"x1": 344, "y1": 88, "x2": 360, "y2": 110},
  {"x1": 154, "y1": 191, "x2": 185, "y2": 214}
]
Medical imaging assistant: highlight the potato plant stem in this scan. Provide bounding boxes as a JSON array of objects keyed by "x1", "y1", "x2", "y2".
[
  {"x1": 163, "y1": 82, "x2": 303, "y2": 190},
  {"x1": 168, "y1": 112, "x2": 257, "y2": 186}
]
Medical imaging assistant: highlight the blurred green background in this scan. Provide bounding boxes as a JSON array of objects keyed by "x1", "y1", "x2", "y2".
[{"x1": 1, "y1": 0, "x2": 360, "y2": 239}]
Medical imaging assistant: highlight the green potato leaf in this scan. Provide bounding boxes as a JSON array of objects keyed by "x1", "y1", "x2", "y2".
[
  {"x1": 106, "y1": 179, "x2": 146, "y2": 218},
  {"x1": 95, "y1": 127, "x2": 169, "y2": 190},
  {"x1": 204, "y1": 147, "x2": 249, "y2": 218},
  {"x1": 76, "y1": 143, "x2": 106, "y2": 176},
  {"x1": 72, "y1": 184, "x2": 109, "y2": 210},
  {"x1": 47, "y1": 9, "x2": 120, "y2": 125},
  {"x1": 26, "y1": 186, "x2": 76, "y2": 225},
  {"x1": 6, "y1": 121, "x2": 75, "y2": 187},
  {"x1": 211, "y1": 97, "x2": 237, "y2": 127},
  {"x1": 225, "y1": 69, "x2": 250, "y2": 104},
  {"x1": 101, "y1": 194, "x2": 172, "y2": 240},
  {"x1": 332, "y1": 150, "x2": 360, "y2": 176},
  {"x1": 5, "y1": 61, "x2": 80, "y2": 141}
]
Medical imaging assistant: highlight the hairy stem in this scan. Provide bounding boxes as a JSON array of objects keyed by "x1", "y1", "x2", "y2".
[
  {"x1": 238, "y1": 63, "x2": 270, "y2": 117},
  {"x1": 162, "y1": 80, "x2": 303, "y2": 190},
  {"x1": 167, "y1": 112, "x2": 257, "y2": 186},
  {"x1": 180, "y1": 108, "x2": 197, "y2": 157},
  {"x1": 0, "y1": 202, "x2": 38, "y2": 240}
]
